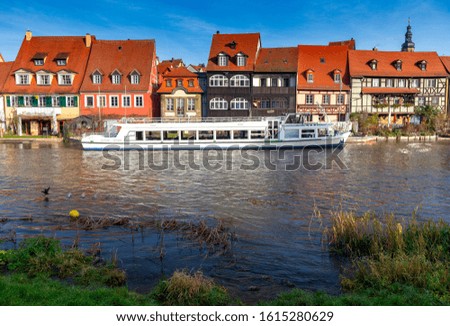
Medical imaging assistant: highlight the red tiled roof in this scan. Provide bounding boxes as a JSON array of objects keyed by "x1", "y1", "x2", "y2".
[
  {"x1": 3, "y1": 34, "x2": 94, "y2": 94},
  {"x1": 362, "y1": 87, "x2": 420, "y2": 94},
  {"x1": 297, "y1": 45, "x2": 350, "y2": 90},
  {"x1": 255, "y1": 47, "x2": 297, "y2": 72},
  {"x1": 329, "y1": 39, "x2": 356, "y2": 50},
  {"x1": 80, "y1": 39, "x2": 156, "y2": 92},
  {"x1": 157, "y1": 67, "x2": 203, "y2": 94},
  {"x1": 349, "y1": 50, "x2": 447, "y2": 77},
  {"x1": 157, "y1": 58, "x2": 184, "y2": 75},
  {"x1": 207, "y1": 33, "x2": 260, "y2": 71},
  {"x1": 439, "y1": 56, "x2": 450, "y2": 74},
  {"x1": 0, "y1": 61, "x2": 13, "y2": 90}
]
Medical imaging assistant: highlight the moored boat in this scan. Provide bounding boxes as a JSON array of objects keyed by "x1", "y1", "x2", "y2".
[{"x1": 81, "y1": 114, "x2": 351, "y2": 151}]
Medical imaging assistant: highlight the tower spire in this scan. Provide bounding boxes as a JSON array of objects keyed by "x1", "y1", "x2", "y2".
[{"x1": 401, "y1": 18, "x2": 415, "y2": 52}]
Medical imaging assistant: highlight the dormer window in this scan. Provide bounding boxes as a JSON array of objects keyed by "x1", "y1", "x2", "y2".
[
  {"x1": 92, "y1": 72, "x2": 102, "y2": 84},
  {"x1": 394, "y1": 60, "x2": 402, "y2": 71},
  {"x1": 129, "y1": 70, "x2": 141, "y2": 84},
  {"x1": 369, "y1": 59, "x2": 378, "y2": 70},
  {"x1": 36, "y1": 71, "x2": 53, "y2": 85},
  {"x1": 188, "y1": 79, "x2": 194, "y2": 87},
  {"x1": 55, "y1": 53, "x2": 69, "y2": 66},
  {"x1": 333, "y1": 70, "x2": 342, "y2": 84},
  {"x1": 17, "y1": 74, "x2": 30, "y2": 85},
  {"x1": 217, "y1": 53, "x2": 228, "y2": 66},
  {"x1": 418, "y1": 60, "x2": 427, "y2": 71},
  {"x1": 111, "y1": 70, "x2": 122, "y2": 84},
  {"x1": 306, "y1": 69, "x2": 314, "y2": 83},
  {"x1": 32, "y1": 53, "x2": 47, "y2": 66},
  {"x1": 177, "y1": 79, "x2": 183, "y2": 87},
  {"x1": 59, "y1": 74, "x2": 73, "y2": 85},
  {"x1": 166, "y1": 79, "x2": 172, "y2": 87},
  {"x1": 236, "y1": 52, "x2": 247, "y2": 67}
]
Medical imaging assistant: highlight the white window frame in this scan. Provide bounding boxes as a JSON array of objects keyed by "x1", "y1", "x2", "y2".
[
  {"x1": 130, "y1": 74, "x2": 140, "y2": 84},
  {"x1": 59, "y1": 74, "x2": 72, "y2": 85},
  {"x1": 322, "y1": 94, "x2": 330, "y2": 105},
  {"x1": 85, "y1": 95, "x2": 95, "y2": 108},
  {"x1": 134, "y1": 95, "x2": 143, "y2": 107},
  {"x1": 230, "y1": 75, "x2": 250, "y2": 87},
  {"x1": 38, "y1": 74, "x2": 51, "y2": 85},
  {"x1": 337, "y1": 94, "x2": 345, "y2": 105},
  {"x1": 16, "y1": 74, "x2": 30, "y2": 85},
  {"x1": 305, "y1": 94, "x2": 314, "y2": 105},
  {"x1": 110, "y1": 95, "x2": 119, "y2": 107},
  {"x1": 230, "y1": 98, "x2": 249, "y2": 110},
  {"x1": 56, "y1": 59, "x2": 67, "y2": 66},
  {"x1": 38, "y1": 96, "x2": 46, "y2": 107},
  {"x1": 307, "y1": 73, "x2": 314, "y2": 83},
  {"x1": 166, "y1": 98, "x2": 174, "y2": 111},
  {"x1": 122, "y1": 95, "x2": 131, "y2": 107},
  {"x1": 111, "y1": 74, "x2": 121, "y2": 84},
  {"x1": 426, "y1": 79, "x2": 437, "y2": 88},
  {"x1": 209, "y1": 75, "x2": 228, "y2": 87},
  {"x1": 385, "y1": 78, "x2": 394, "y2": 87},
  {"x1": 97, "y1": 95, "x2": 106, "y2": 108},
  {"x1": 66, "y1": 96, "x2": 76, "y2": 107},
  {"x1": 187, "y1": 98, "x2": 195, "y2": 111},
  {"x1": 398, "y1": 79, "x2": 406, "y2": 88},
  {"x1": 34, "y1": 59, "x2": 44, "y2": 66},
  {"x1": 372, "y1": 78, "x2": 380, "y2": 87},
  {"x1": 236, "y1": 54, "x2": 246, "y2": 67},
  {"x1": 218, "y1": 54, "x2": 228, "y2": 66},
  {"x1": 210, "y1": 97, "x2": 228, "y2": 110},
  {"x1": 93, "y1": 74, "x2": 102, "y2": 84},
  {"x1": 410, "y1": 79, "x2": 420, "y2": 88},
  {"x1": 334, "y1": 73, "x2": 341, "y2": 84}
]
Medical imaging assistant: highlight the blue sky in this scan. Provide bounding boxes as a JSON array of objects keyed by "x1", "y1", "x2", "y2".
[{"x1": 1, "y1": 0, "x2": 450, "y2": 65}]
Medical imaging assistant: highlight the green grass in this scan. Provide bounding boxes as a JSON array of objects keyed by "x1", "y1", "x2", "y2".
[{"x1": 0, "y1": 273, "x2": 155, "y2": 305}]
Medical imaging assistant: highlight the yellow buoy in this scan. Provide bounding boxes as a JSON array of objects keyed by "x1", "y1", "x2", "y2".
[{"x1": 69, "y1": 209, "x2": 80, "y2": 220}]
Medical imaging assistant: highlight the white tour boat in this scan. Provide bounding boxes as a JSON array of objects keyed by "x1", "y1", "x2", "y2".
[{"x1": 81, "y1": 114, "x2": 351, "y2": 151}]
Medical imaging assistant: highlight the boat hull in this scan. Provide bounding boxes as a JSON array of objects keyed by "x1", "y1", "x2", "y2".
[{"x1": 81, "y1": 133, "x2": 350, "y2": 151}]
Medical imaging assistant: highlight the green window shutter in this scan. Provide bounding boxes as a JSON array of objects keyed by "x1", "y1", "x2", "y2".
[
  {"x1": 74, "y1": 96, "x2": 78, "y2": 107},
  {"x1": 6, "y1": 96, "x2": 10, "y2": 107},
  {"x1": 60, "y1": 96, "x2": 66, "y2": 107},
  {"x1": 31, "y1": 96, "x2": 38, "y2": 107},
  {"x1": 18, "y1": 96, "x2": 24, "y2": 107},
  {"x1": 46, "y1": 96, "x2": 52, "y2": 107}
]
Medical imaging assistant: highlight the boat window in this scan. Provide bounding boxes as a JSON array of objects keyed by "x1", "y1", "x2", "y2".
[
  {"x1": 135, "y1": 131, "x2": 144, "y2": 141},
  {"x1": 233, "y1": 130, "x2": 248, "y2": 139},
  {"x1": 199, "y1": 130, "x2": 213, "y2": 140},
  {"x1": 301, "y1": 129, "x2": 315, "y2": 138},
  {"x1": 216, "y1": 131, "x2": 231, "y2": 140},
  {"x1": 163, "y1": 131, "x2": 179, "y2": 140},
  {"x1": 251, "y1": 130, "x2": 265, "y2": 139},
  {"x1": 145, "y1": 131, "x2": 161, "y2": 140},
  {"x1": 181, "y1": 130, "x2": 196, "y2": 140},
  {"x1": 318, "y1": 128, "x2": 328, "y2": 137},
  {"x1": 284, "y1": 129, "x2": 299, "y2": 139}
]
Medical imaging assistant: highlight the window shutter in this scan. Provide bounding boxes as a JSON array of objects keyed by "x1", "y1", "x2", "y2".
[
  {"x1": 6, "y1": 96, "x2": 10, "y2": 107},
  {"x1": 60, "y1": 96, "x2": 66, "y2": 107},
  {"x1": 74, "y1": 96, "x2": 78, "y2": 107},
  {"x1": 32, "y1": 96, "x2": 38, "y2": 107},
  {"x1": 18, "y1": 96, "x2": 24, "y2": 107},
  {"x1": 46, "y1": 96, "x2": 52, "y2": 107}
]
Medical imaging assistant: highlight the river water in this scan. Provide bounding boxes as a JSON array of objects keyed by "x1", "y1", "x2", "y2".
[{"x1": 0, "y1": 140, "x2": 449, "y2": 302}]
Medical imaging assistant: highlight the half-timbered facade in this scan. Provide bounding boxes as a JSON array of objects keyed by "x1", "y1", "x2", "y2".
[
  {"x1": 206, "y1": 32, "x2": 261, "y2": 117},
  {"x1": 439, "y1": 56, "x2": 450, "y2": 116},
  {"x1": 0, "y1": 57, "x2": 13, "y2": 135},
  {"x1": 2, "y1": 31, "x2": 93, "y2": 135},
  {"x1": 79, "y1": 39, "x2": 158, "y2": 122},
  {"x1": 297, "y1": 44, "x2": 351, "y2": 122},
  {"x1": 349, "y1": 50, "x2": 448, "y2": 125},
  {"x1": 252, "y1": 47, "x2": 297, "y2": 117}
]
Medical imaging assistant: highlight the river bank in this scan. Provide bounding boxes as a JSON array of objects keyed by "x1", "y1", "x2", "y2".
[{"x1": 1, "y1": 210, "x2": 448, "y2": 306}]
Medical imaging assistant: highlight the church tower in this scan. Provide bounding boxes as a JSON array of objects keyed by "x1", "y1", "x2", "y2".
[{"x1": 401, "y1": 19, "x2": 415, "y2": 52}]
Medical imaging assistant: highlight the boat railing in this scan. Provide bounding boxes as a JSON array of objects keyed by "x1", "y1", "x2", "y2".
[
  {"x1": 333, "y1": 121, "x2": 353, "y2": 133},
  {"x1": 117, "y1": 116, "x2": 280, "y2": 124}
]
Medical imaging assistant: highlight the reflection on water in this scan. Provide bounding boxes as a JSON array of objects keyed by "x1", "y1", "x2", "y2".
[{"x1": 0, "y1": 141, "x2": 449, "y2": 302}]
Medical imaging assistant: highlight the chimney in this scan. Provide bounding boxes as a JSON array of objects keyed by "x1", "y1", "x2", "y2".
[
  {"x1": 25, "y1": 30, "x2": 32, "y2": 41},
  {"x1": 85, "y1": 33, "x2": 92, "y2": 48}
]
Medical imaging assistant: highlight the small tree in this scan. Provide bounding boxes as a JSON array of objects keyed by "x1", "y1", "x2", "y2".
[{"x1": 414, "y1": 105, "x2": 440, "y2": 132}]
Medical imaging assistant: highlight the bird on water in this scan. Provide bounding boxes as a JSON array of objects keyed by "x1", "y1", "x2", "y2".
[{"x1": 42, "y1": 187, "x2": 50, "y2": 196}]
